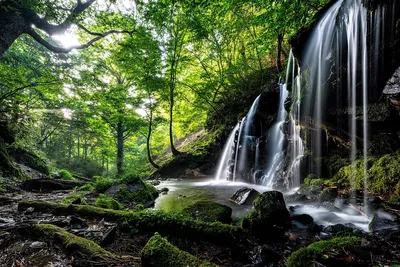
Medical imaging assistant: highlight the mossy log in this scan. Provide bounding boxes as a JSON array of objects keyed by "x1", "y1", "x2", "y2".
[
  {"x1": 141, "y1": 233, "x2": 218, "y2": 267},
  {"x1": 18, "y1": 200, "x2": 243, "y2": 246},
  {"x1": 34, "y1": 224, "x2": 116, "y2": 260}
]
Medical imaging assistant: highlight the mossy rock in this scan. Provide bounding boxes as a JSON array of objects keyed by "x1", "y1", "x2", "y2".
[
  {"x1": 182, "y1": 200, "x2": 232, "y2": 223},
  {"x1": 243, "y1": 191, "x2": 289, "y2": 239},
  {"x1": 141, "y1": 233, "x2": 218, "y2": 267},
  {"x1": 0, "y1": 141, "x2": 22, "y2": 178},
  {"x1": 332, "y1": 153, "x2": 400, "y2": 195},
  {"x1": 105, "y1": 174, "x2": 159, "y2": 207},
  {"x1": 8, "y1": 145, "x2": 49, "y2": 175},
  {"x1": 34, "y1": 224, "x2": 116, "y2": 260},
  {"x1": 286, "y1": 236, "x2": 361, "y2": 267},
  {"x1": 319, "y1": 188, "x2": 338, "y2": 202}
]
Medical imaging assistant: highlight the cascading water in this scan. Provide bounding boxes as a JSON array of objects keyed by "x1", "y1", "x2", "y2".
[
  {"x1": 234, "y1": 96, "x2": 261, "y2": 181},
  {"x1": 262, "y1": 84, "x2": 289, "y2": 187},
  {"x1": 215, "y1": 0, "x2": 399, "y2": 204},
  {"x1": 215, "y1": 123, "x2": 239, "y2": 180}
]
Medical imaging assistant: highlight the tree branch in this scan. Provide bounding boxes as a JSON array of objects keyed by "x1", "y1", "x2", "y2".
[
  {"x1": 27, "y1": 28, "x2": 135, "y2": 54},
  {"x1": 22, "y1": 0, "x2": 96, "y2": 35}
]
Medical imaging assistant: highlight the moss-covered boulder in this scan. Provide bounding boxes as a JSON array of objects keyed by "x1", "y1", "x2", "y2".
[
  {"x1": 104, "y1": 174, "x2": 158, "y2": 207},
  {"x1": 332, "y1": 153, "x2": 400, "y2": 196},
  {"x1": 141, "y1": 233, "x2": 218, "y2": 267},
  {"x1": 9, "y1": 145, "x2": 49, "y2": 175},
  {"x1": 243, "y1": 191, "x2": 289, "y2": 239},
  {"x1": 34, "y1": 224, "x2": 116, "y2": 260},
  {"x1": 182, "y1": 200, "x2": 232, "y2": 223},
  {"x1": 0, "y1": 141, "x2": 21, "y2": 178},
  {"x1": 286, "y1": 236, "x2": 361, "y2": 267}
]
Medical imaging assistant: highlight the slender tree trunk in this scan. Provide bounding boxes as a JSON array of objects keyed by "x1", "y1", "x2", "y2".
[
  {"x1": 77, "y1": 132, "x2": 81, "y2": 158},
  {"x1": 276, "y1": 33, "x2": 284, "y2": 72},
  {"x1": 169, "y1": 60, "x2": 180, "y2": 156},
  {"x1": 116, "y1": 118, "x2": 124, "y2": 177},
  {"x1": 147, "y1": 103, "x2": 159, "y2": 169}
]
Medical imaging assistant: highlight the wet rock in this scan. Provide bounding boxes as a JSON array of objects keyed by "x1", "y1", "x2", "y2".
[
  {"x1": 319, "y1": 187, "x2": 338, "y2": 202},
  {"x1": 324, "y1": 223, "x2": 363, "y2": 237},
  {"x1": 70, "y1": 215, "x2": 88, "y2": 228},
  {"x1": 149, "y1": 180, "x2": 160, "y2": 186},
  {"x1": 249, "y1": 245, "x2": 281, "y2": 266},
  {"x1": 243, "y1": 191, "x2": 290, "y2": 239},
  {"x1": 369, "y1": 210, "x2": 399, "y2": 232},
  {"x1": 25, "y1": 207, "x2": 35, "y2": 214},
  {"x1": 291, "y1": 214, "x2": 314, "y2": 226},
  {"x1": 29, "y1": 241, "x2": 46, "y2": 249},
  {"x1": 159, "y1": 187, "x2": 169, "y2": 194},
  {"x1": 285, "y1": 193, "x2": 309, "y2": 203},
  {"x1": 182, "y1": 200, "x2": 232, "y2": 223},
  {"x1": 230, "y1": 187, "x2": 260, "y2": 205},
  {"x1": 100, "y1": 225, "x2": 117, "y2": 246},
  {"x1": 22, "y1": 179, "x2": 84, "y2": 192}
]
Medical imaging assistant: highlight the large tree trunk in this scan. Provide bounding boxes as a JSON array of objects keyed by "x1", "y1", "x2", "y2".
[
  {"x1": 116, "y1": 119, "x2": 124, "y2": 177},
  {"x1": 0, "y1": 10, "x2": 27, "y2": 57}
]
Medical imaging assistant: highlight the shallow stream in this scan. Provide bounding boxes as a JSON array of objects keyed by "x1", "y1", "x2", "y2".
[{"x1": 154, "y1": 178, "x2": 371, "y2": 231}]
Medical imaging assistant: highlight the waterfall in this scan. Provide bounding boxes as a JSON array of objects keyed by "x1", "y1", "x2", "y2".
[
  {"x1": 215, "y1": 123, "x2": 239, "y2": 180},
  {"x1": 214, "y1": 0, "x2": 397, "y2": 200},
  {"x1": 262, "y1": 84, "x2": 289, "y2": 187}
]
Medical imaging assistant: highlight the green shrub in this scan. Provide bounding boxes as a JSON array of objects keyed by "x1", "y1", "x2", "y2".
[{"x1": 58, "y1": 169, "x2": 74, "y2": 180}]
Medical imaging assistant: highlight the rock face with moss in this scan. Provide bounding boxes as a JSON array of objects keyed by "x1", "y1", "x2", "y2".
[
  {"x1": 333, "y1": 152, "x2": 400, "y2": 196},
  {"x1": 182, "y1": 200, "x2": 232, "y2": 223},
  {"x1": 104, "y1": 174, "x2": 159, "y2": 207},
  {"x1": 243, "y1": 191, "x2": 289, "y2": 239},
  {"x1": 141, "y1": 233, "x2": 218, "y2": 267}
]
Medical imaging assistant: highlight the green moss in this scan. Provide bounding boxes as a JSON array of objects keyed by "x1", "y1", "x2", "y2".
[
  {"x1": 78, "y1": 183, "x2": 94, "y2": 192},
  {"x1": 95, "y1": 194, "x2": 124, "y2": 210},
  {"x1": 34, "y1": 224, "x2": 116, "y2": 260},
  {"x1": 94, "y1": 176, "x2": 116, "y2": 193},
  {"x1": 332, "y1": 153, "x2": 400, "y2": 195},
  {"x1": 141, "y1": 233, "x2": 218, "y2": 267},
  {"x1": 182, "y1": 200, "x2": 232, "y2": 223},
  {"x1": 9, "y1": 144, "x2": 49, "y2": 175},
  {"x1": 114, "y1": 182, "x2": 158, "y2": 204},
  {"x1": 18, "y1": 200, "x2": 242, "y2": 245},
  {"x1": 58, "y1": 169, "x2": 74, "y2": 180},
  {"x1": 286, "y1": 236, "x2": 361, "y2": 267}
]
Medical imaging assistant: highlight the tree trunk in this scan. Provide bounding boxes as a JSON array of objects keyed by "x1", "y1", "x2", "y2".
[
  {"x1": 116, "y1": 119, "x2": 124, "y2": 177},
  {"x1": 169, "y1": 62, "x2": 180, "y2": 156},
  {"x1": 0, "y1": 10, "x2": 27, "y2": 57},
  {"x1": 147, "y1": 106, "x2": 159, "y2": 169},
  {"x1": 276, "y1": 33, "x2": 284, "y2": 72}
]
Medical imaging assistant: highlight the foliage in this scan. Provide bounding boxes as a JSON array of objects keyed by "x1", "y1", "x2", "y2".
[
  {"x1": 286, "y1": 236, "x2": 361, "y2": 267},
  {"x1": 58, "y1": 169, "x2": 74, "y2": 180},
  {"x1": 141, "y1": 233, "x2": 218, "y2": 267}
]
